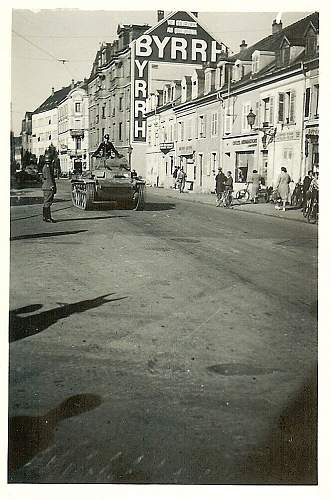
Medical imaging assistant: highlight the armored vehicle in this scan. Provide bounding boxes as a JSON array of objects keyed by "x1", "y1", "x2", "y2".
[{"x1": 71, "y1": 156, "x2": 145, "y2": 210}]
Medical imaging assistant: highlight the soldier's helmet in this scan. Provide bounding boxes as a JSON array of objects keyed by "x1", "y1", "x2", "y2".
[{"x1": 44, "y1": 152, "x2": 52, "y2": 163}]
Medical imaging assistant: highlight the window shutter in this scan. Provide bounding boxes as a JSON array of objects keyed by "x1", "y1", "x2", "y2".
[
  {"x1": 290, "y1": 90, "x2": 296, "y2": 123},
  {"x1": 269, "y1": 97, "x2": 274, "y2": 125},
  {"x1": 304, "y1": 88, "x2": 311, "y2": 118},
  {"x1": 278, "y1": 93, "x2": 284, "y2": 122},
  {"x1": 255, "y1": 101, "x2": 260, "y2": 128}
]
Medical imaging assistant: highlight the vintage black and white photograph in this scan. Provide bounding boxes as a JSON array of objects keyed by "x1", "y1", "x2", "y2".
[{"x1": 7, "y1": 1, "x2": 321, "y2": 490}]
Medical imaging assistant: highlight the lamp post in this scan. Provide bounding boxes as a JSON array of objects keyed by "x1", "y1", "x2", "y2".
[{"x1": 246, "y1": 108, "x2": 277, "y2": 149}]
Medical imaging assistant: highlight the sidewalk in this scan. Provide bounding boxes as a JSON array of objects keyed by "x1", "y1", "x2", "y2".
[{"x1": 149, "y1": 186, "x2": 308, "y2": 223}]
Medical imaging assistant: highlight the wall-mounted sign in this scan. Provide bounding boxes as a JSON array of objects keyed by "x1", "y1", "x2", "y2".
[
  {"x1": 232, "y1": 137, "x2": 257, "y2": 146},
  {"x1": 160, "y1": 142, "x2": 174, "y2": 152},
  {"x1": 178, "y1": 144, "x2": 194, "y2": 155},
  {"x1": 275, "y1": 130, "x2": 301, "y2": 142},
  {"x1": 132, "y1": 11, "x2": 227, "y2": 143}
]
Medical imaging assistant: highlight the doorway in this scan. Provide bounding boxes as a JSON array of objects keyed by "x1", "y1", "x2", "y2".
[{"x1": 198, "y1": 154, "x2": 203, "y2": 188}]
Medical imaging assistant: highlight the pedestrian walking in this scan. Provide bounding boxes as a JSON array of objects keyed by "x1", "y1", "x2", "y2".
[
  {"x1": 248, "y1": 169, "x2": 261, "y2": 204},
  {"x1": 172, "y1": 167, "x2": 178, "y2": 189},
  {"x1": 42, "y1": 153, "x2": 57, "y2": 223},
  {"x1": 302, "y1": 170, "x2": 313, "y2": 211},
  {"x1": 215, "y1": 167, "x2": 227, "y2": 206},
  {"x1": 275, "y1": 167, "x2": 292, "y2": 211},
  {"x1": 176, "y1": 167, "x2": 186, "y2": 193},
  {"x1": 223, "y1": 171, "x2": 234, "y2": 207}
]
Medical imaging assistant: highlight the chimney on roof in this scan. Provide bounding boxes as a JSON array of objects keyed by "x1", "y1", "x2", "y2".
[
  {"x1": 240, "y1": 40, "x2": 247, "y2": 53},
  {"x1": 71, "y1": 79, "x2": 75, "y2": 89},
  {"x1": 51, "y1": 87, "x2": 54, "y2": 96},
  {"x1": 272, "y1": 19, "x2": 283, "y2": 34},
  {"x1": 157, "y1": 10, "x2": 164, "y2": 22}
]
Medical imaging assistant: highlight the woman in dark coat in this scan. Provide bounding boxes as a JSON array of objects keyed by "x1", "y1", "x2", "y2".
[{"x1": 42, "y1": 153, "x2": 57, "y2": 222}]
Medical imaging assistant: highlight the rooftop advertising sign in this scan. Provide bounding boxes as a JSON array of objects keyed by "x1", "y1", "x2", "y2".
[{"x1": 132, "y1": 11, "x2": 226, "y2": 143}]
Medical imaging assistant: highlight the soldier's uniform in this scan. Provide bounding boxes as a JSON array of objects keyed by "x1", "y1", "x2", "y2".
[
  {"x1": 42, "y1": 158, "x2": 57, "y2": 222},
  {"x1": 93, "y1": 134, "x2": 121, "y2": 158}
]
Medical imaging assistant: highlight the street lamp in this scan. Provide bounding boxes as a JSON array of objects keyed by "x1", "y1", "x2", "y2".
[
  {"x1": 246, "y1": 108, "x2": 277, "y2": 149},
  {"x1": 247, "y1": 108, "x2": 256, "y2": 129}
]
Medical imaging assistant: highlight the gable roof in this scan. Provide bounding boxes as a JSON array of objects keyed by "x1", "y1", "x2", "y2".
[
  {"x1": 230, "y1": 12, "x2": 318, "y2": 63},
  {"x1": 33, "y1": 85, "x2": 72, "y2": 114}
]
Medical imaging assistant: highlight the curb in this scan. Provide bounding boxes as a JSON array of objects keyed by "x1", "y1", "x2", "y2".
[{"x1": 150, "y1": 188, "x2": 308, "y2": 224}]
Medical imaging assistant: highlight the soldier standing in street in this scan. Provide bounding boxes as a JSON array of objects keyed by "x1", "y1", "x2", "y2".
[{"x1": 42, "y1": 153, "x2": 57, "y2": 223}]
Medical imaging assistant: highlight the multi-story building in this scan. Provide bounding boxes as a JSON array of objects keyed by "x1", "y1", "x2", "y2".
[
  {"x1": 21, "y1": 112, "x2": 33, "y2": 155},
  {"x1": 145, "y1": 12, "x2": 319, "y2": 193},
  {"x1": 88, "y1": 23, "x2": 150, "y2": 167},
  {"x1": 58, "y1": 81, "x2": 89, "y2": 173},
  {"x1": 87, "y1": 11, "x2": 228, "y2": 176},
  {"x1": 31, "y1": 85, "x2": 72, "y2": 160}
]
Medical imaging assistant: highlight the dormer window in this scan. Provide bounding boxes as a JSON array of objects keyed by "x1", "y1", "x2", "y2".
[
  {"x1": 277, "y1": 40, "x2": 290, "y2": 67},
  {"x1": 306, "y1": 35, "x2": 318, "y2": 57},
  {"x1": 252, "y1": 55, "x2": 259, "y2": 74}
]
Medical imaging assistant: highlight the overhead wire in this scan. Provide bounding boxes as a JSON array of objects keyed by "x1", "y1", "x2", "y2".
[{"x1": 12, "y1": 29, "x2": 77, "y2": 79}]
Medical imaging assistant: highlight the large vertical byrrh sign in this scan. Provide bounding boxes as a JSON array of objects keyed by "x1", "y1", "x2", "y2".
[{"x1": 132, "y1": 11, "x2": 227, "y2": 142}]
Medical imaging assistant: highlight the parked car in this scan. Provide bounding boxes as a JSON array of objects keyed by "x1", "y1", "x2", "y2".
[{"x1": 15, "y1": 166, "x2": 42, "y2": 187}]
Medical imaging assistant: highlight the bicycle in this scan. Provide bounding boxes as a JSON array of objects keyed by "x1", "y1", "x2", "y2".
[
  {"x1": 235, "y1": 183, "x2": 250, "y2": 202},
  {"x1": 291, "y1": 182, "x2": 304, "y2": 207},
  {"x1": 303, "y1": 188, "x2": 318, "y2": 223},
  {"x1": 222, "y1": 189, "x2": 233, "y2": 208}
]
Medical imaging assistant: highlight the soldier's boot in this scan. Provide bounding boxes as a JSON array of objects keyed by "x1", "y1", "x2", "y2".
[
  {"x1": 47, "y1": 207, "x2": 56, "y2": 223},
  {"x1": 43, "y1": 207, "x2": 50, "y2": 222}
]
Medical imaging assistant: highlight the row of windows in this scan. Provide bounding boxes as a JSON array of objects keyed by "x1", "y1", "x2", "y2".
[
  {"x1": 90, "y1": 94, "x2": 130, "y2": 126},
  {"x1": 91, "y1": 121, "x2": 130, "y2": 145},
  {"x1": 148, "y1": 86, "x2": 316, "y2": 143},
  {"x1": 36, "y1": 133, "x2": 52, "y2": 142},
  {"x1": 148, "y1": 112, "x2": 220, "y2": 146},
  {"x1": 34, "y1": 116, "x2": 53, "y2": 127}
]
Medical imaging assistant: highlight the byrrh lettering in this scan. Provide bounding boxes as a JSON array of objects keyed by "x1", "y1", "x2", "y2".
[
  {"x1": 135, "y1": 80, "x2": 147, "y2": 98},
  {"x1": 135, "y1": 34, "x2": 222, "y2": 62}
]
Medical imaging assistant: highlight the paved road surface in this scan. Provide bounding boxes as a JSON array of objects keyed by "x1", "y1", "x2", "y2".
[{"x1": 9, "y1": 181, "x2": 318, "y2": 484}]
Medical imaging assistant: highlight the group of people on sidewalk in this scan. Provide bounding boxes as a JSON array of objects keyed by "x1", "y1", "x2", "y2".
[
  {"x1": 215, "y1": 168, "x2": 234, "y2": 207},
  {"x1": 215, "y1": 165, "x2": 319, "y2": 213}
]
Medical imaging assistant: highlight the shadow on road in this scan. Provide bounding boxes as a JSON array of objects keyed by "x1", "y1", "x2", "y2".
[
  {"x1": 56, "y1": 215, "x2": 129, "y2": 222},
  {"x1": 10, "y1": 230, "x2": 88, "y2": 241},
  {"x1": 143, "y1": 202, "x2": 176, "y2": 211},
  {"x1": 8, "y1": 393, "x2": 102, "y2": 477},
  {"x1": 10, "y1": 197, "x2": 69, "y2": 206},
  {"x1": 11, "y1": 205, "x2": 75, "y2": 222},
  {"x1": 9, "y1": 293, "x2": 127, "y2": 342},
  {"x1": 241, "y1": 366, "x2": 317, "y2": 484}
]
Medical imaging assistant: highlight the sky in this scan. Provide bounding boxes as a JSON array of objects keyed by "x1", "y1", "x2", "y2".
[{"x1": 11, "y1": 9, "x2": 311, "y2": 135}]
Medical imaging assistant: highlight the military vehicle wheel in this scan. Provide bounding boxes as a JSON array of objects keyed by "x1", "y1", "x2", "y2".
[
  {"x1": 133, "y1": 184, "x2": 145, "y2": 211},
  {"x1": 71, "y1": 182, "x2": 95, "y2": 210}
]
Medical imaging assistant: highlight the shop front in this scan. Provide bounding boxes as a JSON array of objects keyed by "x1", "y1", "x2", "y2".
[
  {"x1": 305, "y1": 125, "x2": 319, "y2": 174},
  {"x1": 177, "y1": 144, "x2": 195, "y2": 190},
  {"x1": 222, "y1": 134, "x2": 258, "y2": 194}
]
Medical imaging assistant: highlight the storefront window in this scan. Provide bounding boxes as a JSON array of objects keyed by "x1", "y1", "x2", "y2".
[{"x1": 235, "y1": 151, "x2": 254, "y2": 183}]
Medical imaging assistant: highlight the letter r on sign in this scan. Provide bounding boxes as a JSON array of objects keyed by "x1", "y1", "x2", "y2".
[{"x1": 135, "y1": 80, "x2": 147, "y2": 98}]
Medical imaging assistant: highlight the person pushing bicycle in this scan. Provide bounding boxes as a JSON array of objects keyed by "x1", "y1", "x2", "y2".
[{"x1": 220, "y1": 171, "x2": 234, "y2": 208}]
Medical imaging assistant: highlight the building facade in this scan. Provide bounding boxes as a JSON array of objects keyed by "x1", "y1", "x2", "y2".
[
  {"x1": 31, "y1": 85, "x2": 72, "y2": 161},
  {"x1": 87, "y1": 11, "x2": 228, "y2": 177},
  {"x1": 87, "y1": 24, "x2": 150, "y2": 168},
  {"x1": 21, "y1": 112, "x2": 33, "y2": 155},
  {"x1": 58, "y1": 81, "x2": 89, "y2": 174},
  {"x1": 145, "y1": 12, "x2": 319, "y2": 193}
]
